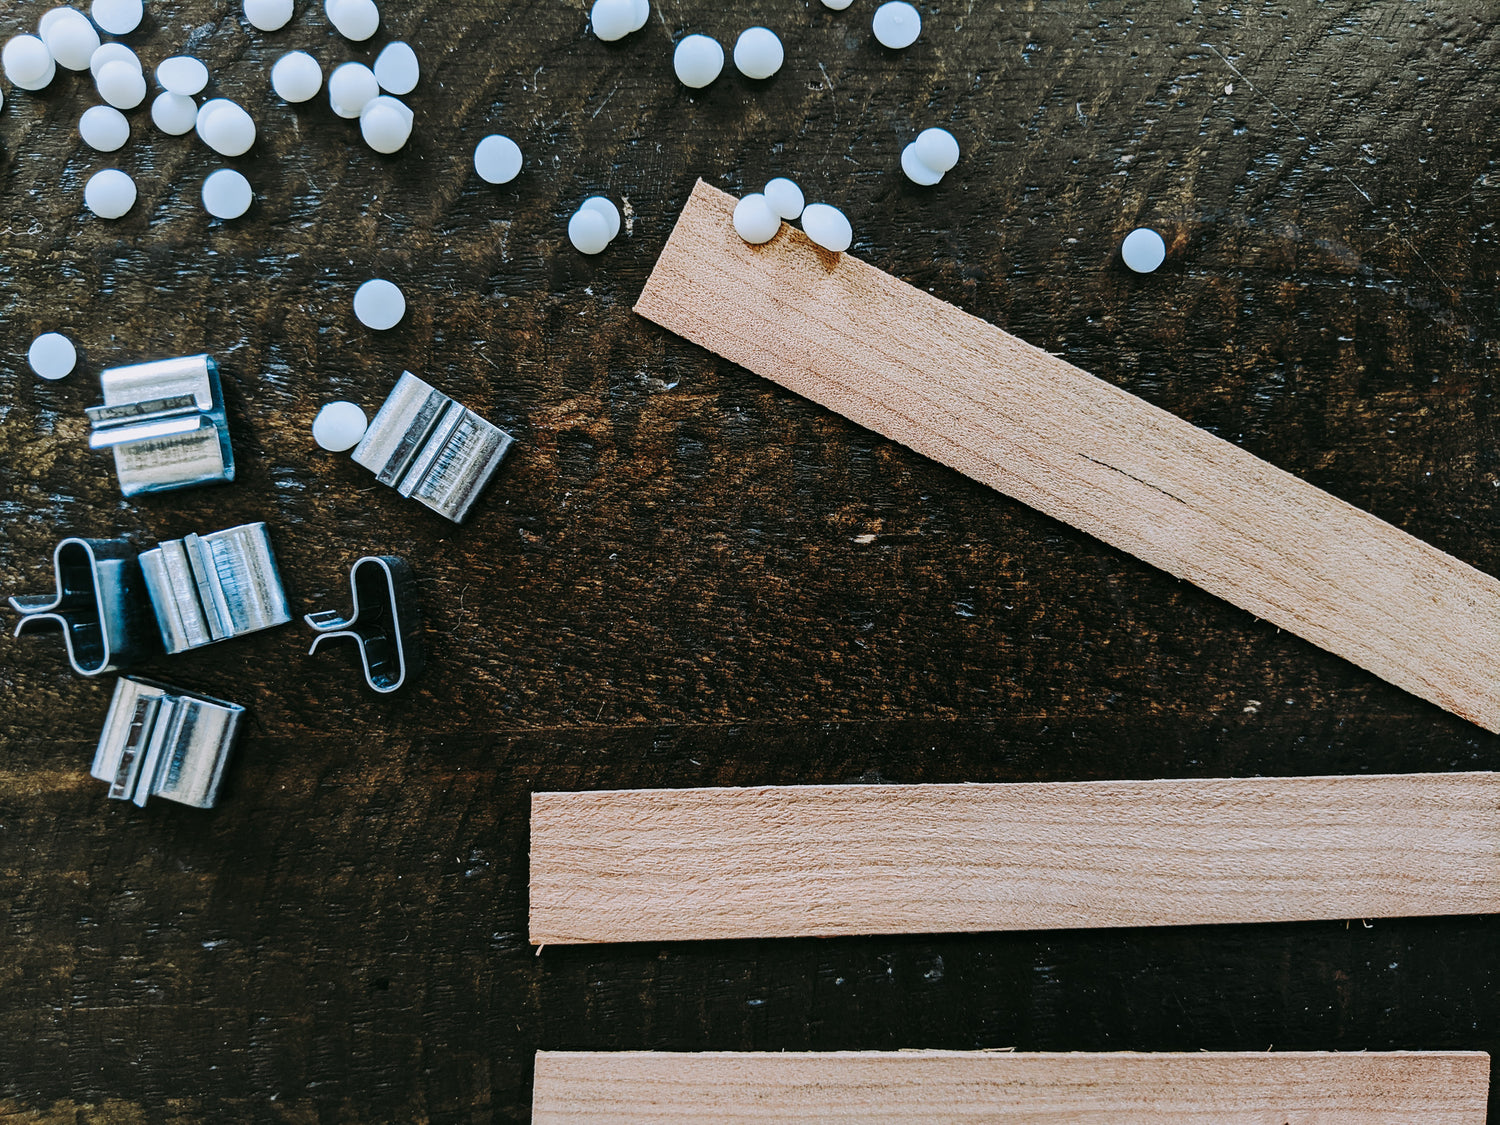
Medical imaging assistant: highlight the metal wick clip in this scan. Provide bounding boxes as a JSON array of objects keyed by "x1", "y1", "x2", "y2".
[
  {"x1": 140, "y1": 522, "x2": 291, "y2": 653},
  {"x1": 9, "y1": 537, "x2": 153, "y2": 675},
  {"x1": 305, "y1": 555, "x2": 423, "y2": 693},
  {"x1": 87, "y1": 354, "x2": 234, "y2": 496},
  {"x1": 93, "y1": 676, "x2": 245, "y2": 808}
]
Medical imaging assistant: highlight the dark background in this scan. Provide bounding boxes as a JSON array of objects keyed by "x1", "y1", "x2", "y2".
[{"x1": 2, "y1": 0, "x2": 1497, "y2": 1121}]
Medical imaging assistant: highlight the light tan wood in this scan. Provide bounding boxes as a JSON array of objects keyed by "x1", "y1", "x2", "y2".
[
  {"x1": 528, "y1": 773, "x2": 1500, "y2": 944},
  {"x1": 531, "y1": 1050, "x2": 1491, "y2": 1124},
  {"x1": 635, "y1": 181, "x2": 1500, "y2": 732}
]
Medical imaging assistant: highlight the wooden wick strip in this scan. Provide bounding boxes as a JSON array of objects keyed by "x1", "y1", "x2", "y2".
[
  {"x1": 635, "y1": 181, "x2": 1500, "y2": 732},
  {"x1": 532, "y1": 1050, "x2": 1491, "y2": 1124},
  {"x1": 528, "y1": 773, "x2": 1500, "y2": 944}
]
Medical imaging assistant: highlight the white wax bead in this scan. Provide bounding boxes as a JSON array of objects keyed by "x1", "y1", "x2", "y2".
[
  {"x1": 567, "y1": 208, "x2": 611, "y2": 255},
  {"x1": 359, "y1": 94, "x2": 412, "y2": 153},
  {"x1": 1121, "y1": 227, "x2": 1167, "y2": 273},
  {"x1": 79, "y1": 105, "x2": 130, "y2": 151},
  {"x1": 373, "y1": 40, "x2": 418, "y2": 95},
  {"x1": 590, "y1": 0, "x2": 634, "y2": 42},
  {"x1": 579, "y1": 196, "x2": 620, "y2": 241},
  {"x1": 473, "y1": 134, "x2": 522, "y2": 184},
  {"x1": 672, "y1": 34, "x2": 722, "y2": 89},
  {"x1": 196, "y1": 98, "x2": 256, "y2": 156},
  {"x1": 326, "y1": 0, "x2": 379, "y2": 41},
  {"x1": 801, "y1": 202, "x2": 852, "y2": 252},
  {"x1": 151, "y1": 91, "x2": 197, "y2": 134},
  {"x1": 872, "y1": 1, "x2": 921, "y2": 48},
  {"x1": 244, "y1": 0, "x2": 294, "y2": 31},
  {"x1": 913, "y1": 127, "x2": 959, "y2": 173},
  {"x1": 28, "y1": 332, "x2": 77, "y2": 380},
  {"x1": 202, "y1": 168, "x2": 253, "y2": 219},
  {"x1": 270, "y1": 50, "x2": 322, "y2": 102},
  {"x1": 628, "y1": 0, "x2": 649, "y2": 32},
  {"x1": 83, "y1": 168, "x2": 136, "y2": 219},
  {"x1": 732, "y1": 193, "x2": 780, "y2": 244},
  {"x1": 763, "y1": 177, "x2": 803, "y2": 220},
  {"x1": 156, "y1": 55, "x2": 208, "y2": 95},
  {"x1": 91, "y1": 0, "x2": 143, "y2": 35},
  {"x1": 353, "y1": 278, "x2": 405, "y2": 330},
  {"x1": 3, "y1": 35, "x2": 57, "y2": 90},
  {"x1": 900, "y1": 143, "x2": 943, "y2": 185},
  {"x1": 90, "y1": 42, "x2": 141, "y2": 80},
  {"x1": 312, "y1": 401, "x2": 368, "y2": 451},
  {"x1": 42, "y1": 10, "x2": 99, "y2": 71},
  {"x1": 96, "y1": 59, "x2": 147, "y2": 109},
  {"x1": 822, "y1": 0, "x2": 853, "y2": 8},
  {"x1": 733, "y1": 27, "x2": 782, "y2": 79},
  {"x1": 328, "y1": 61, "x2": 378, "y2": 118}
]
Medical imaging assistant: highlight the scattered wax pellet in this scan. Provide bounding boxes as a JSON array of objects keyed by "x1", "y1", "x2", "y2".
[
  {"x1": 91, "y1": 0, "x2": 143, "y2": 35},
  {"x1": 900, "y1": 143, "x2": 943, "y2": 185},
  {"x1": 201, "y1": 168, "x2": 253, "y2": 219},
  {"x1": 42, "y1": 9, "x2": 99, "y2": 71},
  {"x1": 151, "y1": 91, "x2": 197, "y2": 134},
  {"x1": 96, "y1": 58, "x2": 147, "y2": 109},
  {"x1": 580, "y1": 196, "x2": 620, "y2": 241},
  {"x1": 312, "y1": 401, "x2": 369, "y2": 451},
  {"x1": 4, "y1": 35, "x2": 57, "y2": 90},
  {"x1": 243, "y1": 0, "x2": 294, "y2": 31},
  {"x1": 672, "y1": 34, "x2": 722, "y2": 88},
  {"x1": 353, "y1": 278, "x2": 405, "y2": 330},
  {"x1": 763, "y1": 177, "x2": 804, "y2": 220},
  {"x1": 872, "y1": 1, "x2": 921, "y2": 49},
  {"x1": 822, "y1": 0, "x2": 854, "y2": 8},
  {"x1": 28, "y1": 332, "x2": 77, "y2": 380},
  {"x1": 373, "y1": 40, "x2": 418, "y2": 94},
  {"x1": 79, "y1": 105, "x2": 130, "y2": 151},
  {"x1": 913, "y1": 127, "x2": 959, "y2": 173},
  {"x1": 1121, "y1": 227, "x2": 1167, "y2": 273},
  {"x1": 733, "y1": 27, "x2": 783, "y2": 79},
  {"x1": 473, "y1": 134, "x2": 522, "y2": 184},
  {"x1": 733, "y1": 193, "x2": 780, "y2": 244},
  {"x1": 359, "y1": 94, "x2": 413, "y2": 153},
  {"x1": 326, "y1": 0, "x2": 379, "y2": 41},
  {"x1": 328, "y1": 61, "x2": 378, "y2": 118},
  {"x1": 83, "y1": 168, "x2": 136, "y2": 219},
  {"x1": 90, "y1": 42, "x2": 141, "y2": 79},
  {"x1": 270, "y1": 50, "x2": 322, "y2": 102},
  {"x1": 567, "y1": 207, "x2": 611, "y2": 255},
  {"x1": 196, "y1": 98, "x2": 256, "y2": 156},
  {"x1": 590, "y1": 0, "x2": 635, "y2": 42},
  {"x1": 156, "y1": 55, "x2": 208, "y2": 95},
  {"x1": 801, "y1": 202, "x2": 852, "y2": 252}
]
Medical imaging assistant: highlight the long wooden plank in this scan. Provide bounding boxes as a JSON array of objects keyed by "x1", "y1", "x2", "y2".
[
  {"x1": 528, "y1": 773, "x2": 1500, "y2": 944},
  {"x1": 635, "y1": 180, "x2": 1500, "y2": 732},
  {"x1": 531, "y1": 1050, "x2": 1492, "y2": 1124}
]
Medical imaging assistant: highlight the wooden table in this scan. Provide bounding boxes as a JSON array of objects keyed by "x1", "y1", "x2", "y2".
[{"x1": 2, "y1": 1, "x2": 1495, "y2": 1120}]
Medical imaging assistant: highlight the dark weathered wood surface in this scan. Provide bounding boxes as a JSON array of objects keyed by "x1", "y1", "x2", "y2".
[{"x1": 1, "y1": 1, "x2": 1497, "y2": 1121}]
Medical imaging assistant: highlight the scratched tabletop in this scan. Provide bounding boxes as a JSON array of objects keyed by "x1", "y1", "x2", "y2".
[{"x1": 2, "y1": 0, "x2": 1498, "y2": 1121}]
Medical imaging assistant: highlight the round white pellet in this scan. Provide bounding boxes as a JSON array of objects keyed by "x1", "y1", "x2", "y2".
[
  {"x1": 763, "y1": 177, "x2": 804, "y2": 220},
  {"x1": 801, "y1": 202, "x2": 853, "y2": 252},
  {"x1": 822, "y1": 0, "x2": 854, "y2": 8},
  {"x1": 1121, "y1": 227, "x2": 1167, "y2": 273},
  {"x1": 579, "y1": 196, "x2": 620, "y2": 241},
  {"x1": 42, "y1": 10, "x2": 99, "y2": 71},
  {"x1": 872, "y1": 1, "x2": 921, "y2": 49},
  {"x1": 156, "y1": 55, "x2": 208, "y2": 95},
  {"x1": 90, "y1": 42, "x2": 140, "y2": 80},
  {"x1": 326, "y1": 0, "x2": 379, "y2": 41},
  {"x1": 373, "y1": 40, "x2": 418, "y2": 95},
  {"x1": 201, "y1": 168, "x2": 253, "y2": 219},
  {"x1": 3, "y1": 35, "x2": 57, "y2": 90},
  {"x1": 312, "y1": 401, "x2": 369, "y2": 451},
  {"x1": 353, "y1": 278, "x2": 405, "y2": 330},
  {"x1": 900, "y1": 143, "x2": 943, "y2": 185},
  {"x1": 359, "y1": 94, "x2": 412, "y2": 154},
  {"x1": 196, "y1": 99, "x2": 256, "y2": 156},
  {"x1": 328, "y1": 61, "x2": 378, "y2": 118},
  {"x1": 733, "y1": 193, "x2": 780, "y2": 245},
  {"x1": 79, "y1": 105, "x2": 130, "y2": 151},
  {"x1": 83, "y1": 168, "x2": 136, "y2": 219},
  {"x1": 672, "y1": 34, "x2": 722, "y2": 89},
  {"x1": 567, "y1": 208, "x2": 611, "y2": 255},
  {"x1": 733, "y1": 26, "x2": 783, "y2": 79},
  {"x1": 628, "y1": 0, "x2": 649, "y2": 32},
  {"x1": 244, "y1": 0, "x2": 294, "y2": 31},
  {"x1": 590, "y1": 0, "x2": 634, "y2": 42},
  {"x1": 473, "y1": 134, "x2": 522, "y2": 184},
  {"x1": 270, "y1": 50, "x2": 322, "y2": 102},
  {"x1": 96, "y1": 59, "x2": 147, "y2": 109},
  {"x1": 151, "y1": 91, "x2": 198, "y2": 134},
  {"x1": 28, "y1": 332, "x2": 77, "y2": 380},
  {"x1": 91, "y1": 0, "x2": 143, "y2": 35},
  {"x1": 913, "y1": 127, "x2": 959, "y2": 173}
]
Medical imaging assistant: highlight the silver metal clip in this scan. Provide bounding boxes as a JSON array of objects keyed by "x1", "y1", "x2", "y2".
[
  {"x1": 305, "y1": 555, "x2": 423, "y2": 693},
  {"x1": 351, "y1": 371, "x2": 514, "y2": 523},
  {"x1": 9, "y1": 537, "x2": 154, "y2": 675},
  {"x1": 92, "y1": 676, "x2": 245, "y2": 808},
  {"x1": 87, "y1": 354, "x2": 235, "y2": 497},
  {"x1": 139, "y1": 522, "x2": 291, "y2": 654}
]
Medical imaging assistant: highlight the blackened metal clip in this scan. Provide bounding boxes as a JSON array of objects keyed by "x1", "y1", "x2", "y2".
[
  {"x1": 139, "y1": 522, "x2": 292, "y2": 653},
  {"x1": 92, "y1": 676, "x2": 245, "y2": 808},
  {"x1": 9, "y1": 537, "x2": 153, "y2": 675},
  {"x1": 305, "y1": 555, "x2": 423, "y2": 693}
]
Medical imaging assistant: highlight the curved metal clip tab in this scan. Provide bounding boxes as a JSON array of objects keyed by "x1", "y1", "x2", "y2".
[
  {"x1": 305, "y1": 556, "x2": 423, "y2": 693},
  {"x1": 92, "y1": 676, "x2": 246, "y2": 808},
  {"x1": 139, "y1": 522, "x2": 292, "y2": 654},
  {"x1": 8, "y1": 537, "x2": 153, "y2": 675}
]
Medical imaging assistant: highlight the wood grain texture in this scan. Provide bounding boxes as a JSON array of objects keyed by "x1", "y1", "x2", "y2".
[
  {"x1": 636, "y1": 181, "x2": 1500, "y2": 733},
  {"x1": 531, "y1": 1050, "x2": 1491, "y2": 1124},
  {"x1": 530, "y1": 773, "x2": 1500, "y2": 944}
]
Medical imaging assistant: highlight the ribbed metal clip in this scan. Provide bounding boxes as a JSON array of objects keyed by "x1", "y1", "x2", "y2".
[
  {"x1": 351, "y1": 371, "x2": 514, "y2": 523},
  {"x1": 139, "y1": 522, "x2": 291, "y2": 654},
  {"x1": 92, "y1": 676, "x2": 245, "y2": 808},
  {"x1": 305, "y1": 555, "x2": 423, "y2": 693},
  {"x1": 87, "y1": 354, "x2": 235, "y2": 497},
  {"x1": 8, "y1": 537, "x2": 154, "y2": 675}
]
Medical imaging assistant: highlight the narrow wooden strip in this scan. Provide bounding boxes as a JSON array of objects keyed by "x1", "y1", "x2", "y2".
[
  {"x1": 528, "y1": 773, "x2": 1500, "y2": 944},
  {"x1": 532, "y1": 1050, "x2": 1491, "y2": 1124},
  {"x1": 635, "y1": 181, "x2": 1500, "y2": 732}
]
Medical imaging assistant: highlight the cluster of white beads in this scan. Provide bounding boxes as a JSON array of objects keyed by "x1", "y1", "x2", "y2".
[
  {"x1": 567, "y1": 196, "x2": 623, "y2": 255},
  {"x1": 589, "y1": 0, "x2": 649, "y2": 43},
  {"x1": 900, "y1": 127, "x2": 959, "y2": 186},
  {"x1": 733, "y1": 177, "x2": 852, "y2": 254}
]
